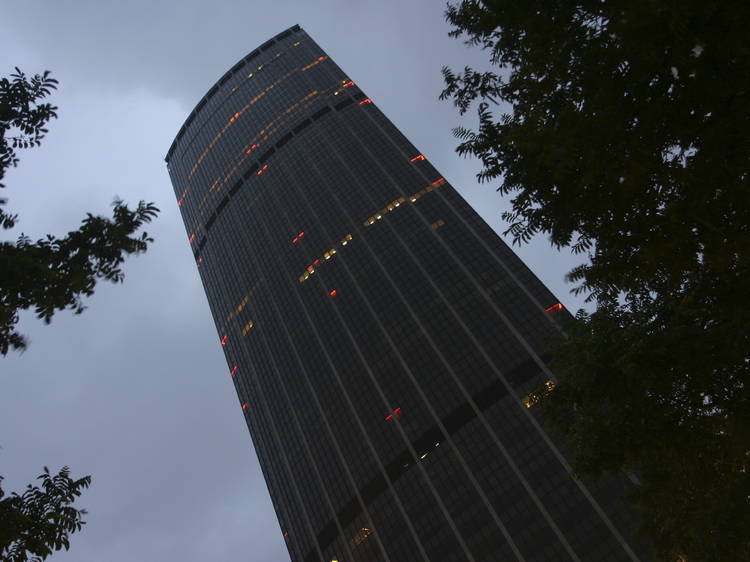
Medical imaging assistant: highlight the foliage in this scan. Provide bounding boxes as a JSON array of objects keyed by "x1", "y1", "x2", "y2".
[
  {"x1": 0, "y1": 467, "x2": 91, "y2": 562},
  {"x1": 0, "y1": 68, "x2": 159, "y2": 354},
  {"x1": 441, "y1": 1, "x2": 749, "y2": 560}
]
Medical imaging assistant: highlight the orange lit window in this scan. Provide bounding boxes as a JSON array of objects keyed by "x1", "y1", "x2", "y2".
[
  {"x1": 297, "y1": 235, "x2": 352, "y2": 283},
  {"x1": 188, "y1": 233, "x2": 196, "y2": 243},
  {"x1": 342, "y1": 80, "x2": 355, "y2": 88},
  {"x1": 242, "y1": 321, "x2": 254, "y2": 336},
  {"x1": 358, "y1": 98, "x2": 372, "y2": 105},
  {"x1": 431, "y1": 219, "x2": 445, "y2": 229},
  {"x1": 350, "y1": 527, "x2": 373, "y2": 548},
  {"x1": 522, "y1": 380, "x2": 556, "y2": 408},
  {"x1": 545, "y1": 303, "x2": 564, "y2": 315},
  {"x1": 410, "y1": 154, "x2": 426, "y2": 162}
]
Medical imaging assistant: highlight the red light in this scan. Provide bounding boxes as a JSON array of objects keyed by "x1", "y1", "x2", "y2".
[
  {"x1": 292, "y1": 237, "x2": 299, "y2": 244},
  {"x1": 246, "y1": 144, "x2": 259, "y2": 155},
  {"x1": 298, "y1": 231, "x2": 305, "y2": 238},
  {"x1": 329, "y1": 289, "x2": 337, "y2": 297},
  {"x1": 313, "y1": 259, "x2": 320, "y2": 265},
  {"x1": 318, "y1": 56, "x2": 327, "y2": 61},
  {"x1": 220, "y1": 335, "x2": 228, "y2": 345},
  {"x1": 432, "y1": 178, "x2": 444, "y2": 186},
  {"x1": 545, "y1": 303, "x2": 564, "y2": 315},
  {"x1": 177, "y1": 199, "x2": 183, "y2": 207},
  {"x1": 257, "y1": 164, "x2": 269, "y2": 176},
  {"x1": 343, "y1": 81, "x2": 355, "y2": 88},
  {"x1": 359, "y1": 99, "x2": 372, "y2": 105},
  {"x1": 230, "y1": 365, "x2": 238, "y2": 376},
  {"x1": 385, "y1": 407, "x2": 401, "y2": 421},
  {"x1": 241, "y1": 403, "x2": 248, "y2": 409},
  {"x1": 410, "y1": 155, "x2": 426, "y2": 162},
  {"x1": 188, "y1": 233, "x2": 196, "y2": 243},
  {"x1": 197, "y1": 257, "x2": 203, "y2": 263},
  {"x1": 283, "y1": 532, "x2": 289, "y2": 538},
  {"x1": 307, "y1": 265, "x2": 314, "y2": 272}
]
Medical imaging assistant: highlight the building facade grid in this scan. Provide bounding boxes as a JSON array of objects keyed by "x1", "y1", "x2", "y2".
[{"x1": 166, "y1": 25, "x2": 649, "y2": 562}]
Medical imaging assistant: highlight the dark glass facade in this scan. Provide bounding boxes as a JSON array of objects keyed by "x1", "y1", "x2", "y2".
[{"x1": 166, "y1": 25, "x2": 649, "y2": 562}]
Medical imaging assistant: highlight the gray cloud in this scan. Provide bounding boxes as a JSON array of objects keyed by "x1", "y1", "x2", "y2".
[{"x1": 0, "y1": 1, "x2": 588, "y2": 560}]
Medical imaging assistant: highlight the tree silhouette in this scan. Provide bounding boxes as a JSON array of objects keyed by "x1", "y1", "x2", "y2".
[
  {"x1": 0, "y1": 467, "x2": 91, "y2": 562},
  {"x1": 0, "y1": 68, "x2": 159, "y2": 354},
  {"x1": 441, "y1": 2, "x2": 749, "y2": 560}
]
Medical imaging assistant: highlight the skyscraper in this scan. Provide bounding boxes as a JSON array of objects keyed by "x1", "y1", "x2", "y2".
[{"x1": 166, "y1": 25, "x2": 648, "y2": 562}]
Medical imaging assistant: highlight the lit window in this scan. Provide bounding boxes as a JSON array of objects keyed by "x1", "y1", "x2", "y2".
[
  {"x1": 545, "y1": 302, "x2": 564, "y2": 315},
  {"x1": 431, "y1": 219, "x2": 445, "y2": 229},
  {"x1": 188, "y1": 233, "x2": 196, "y2": 243},
  {"x1": 359, "y1": 98, "x2": 372, "y2": 105},
  {"x1": 409, "y1": 154, "x2": 426, "y2": 162},
  {"x1": 385, "y1": 407, "x2": 401, "y2": 421},
  {"x1": 350, "y1": 527, "x2": 373, "y2": 548},
  {"x1": 522, "y1": 380, "x2": 557, "y2": 408},
  {"x1": 242, "y1": 321, "x2": 254, "y2": 336}
]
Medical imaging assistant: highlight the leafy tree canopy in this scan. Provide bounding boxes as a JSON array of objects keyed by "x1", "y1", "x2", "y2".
[
  {"x1": 0, "y1": 68, "x2": 159, "y2": 354},
  {"x1": 0, "y1": 467, "x2": 90, "y2": 562},
  {"x1": 441, "y1": 2, "x2": 749, "y2": 561}
]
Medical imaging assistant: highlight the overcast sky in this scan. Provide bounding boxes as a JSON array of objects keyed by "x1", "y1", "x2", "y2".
[{"x1": 0, "y1": 2, "x2": 590, "y2": 561}]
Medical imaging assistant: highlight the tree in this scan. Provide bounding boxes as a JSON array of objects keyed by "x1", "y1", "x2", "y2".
[
  {"x1": 0, "y1": 467, "x2": 91, "y2": 562},
  {"x1": 0, "y1": 68, "x2": 159, "y2": 354},
  {"x1": 1, "y1": 68, "x2": 159, "y2": 557},
  {"x1": 441, "y1": 2, "x2": 749, "y2": 561}
]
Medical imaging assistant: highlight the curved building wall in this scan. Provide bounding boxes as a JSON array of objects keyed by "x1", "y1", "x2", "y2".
[{"x1": 166, "y1": 25, "x2": 648, "y2": 562}]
